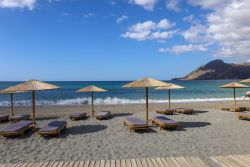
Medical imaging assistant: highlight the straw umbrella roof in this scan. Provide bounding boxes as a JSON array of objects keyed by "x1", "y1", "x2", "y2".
[
  {"x1": 123, "y1": 77, "x2": 169, "y2": 88},
  {"x1": 156, "y1": 83, "x2": 184, "y2": 90},
  {"x1": 221, "y1": 82, "x2": 248, "y2": 88},
  {"x1": 3, "y1": 80, "x2": 59, "y2": 92},
  {"x1": 0, "y1": 89, "x2": 25, "y2": 94},
  {"x1": 240, "y1": 78, "x2": 250, "y2": 83},
  {"x1": 76, "y1": 85, "x2": 107, "y2": 92}
]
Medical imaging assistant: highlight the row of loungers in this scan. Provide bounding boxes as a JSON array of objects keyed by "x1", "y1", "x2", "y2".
[
  {"x1": 69, "y1": 111, "x2": 111, "y2": 120},
  {"x1": 0, "y1": 111, "x2": 111, "y2": 137},
  {"x1": 124, "y1": 116, "x2": 179, "y2": 132},
  {"x1": 0, "y1": 120, "x2": 67, "y2": 137},
  {"x1": 0, "y1": 114, "x2": 30, "y2": 123},
  {"x1": 156, "y1": 108, "x2": 194, "y2": 115}
]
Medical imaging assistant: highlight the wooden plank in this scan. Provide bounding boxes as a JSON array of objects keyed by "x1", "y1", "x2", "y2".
[
  {"x1": 135, "y1": 159, "x2": 142, "y2": 167},
  {"x1": 150, "y1": 158, "x2": 159, "y2": 167},
  {"x1": 140, "y1": 159, "x2": 148, "y2": 167},
  {"x1": 94, "y1": 161, "x2": 100, "y2": 167},
  {"x1": 234, "y1": 155, "x2": 250, "y2": 166},
  {"x1": 120, "y1": 160, "x2": 126, "y2": 167},
  {"x1": 115, "y1": 160, "x2": 121, "y2": 167},
  {"x1": 155, "y1": 158, "x2": 165, "y2": 167},
  {"x1": 99, "y1": 160, "x2": 105, "y2": 167},
  {"x1": 62, "y1": 162, "x2": 71, "y2": 167},
  {"x1": 68, "y1": 161, "x2": 76, "y2": 167},
  {"x1": 145, "y1": 159, "x2": 153, "y2": 167},
  {"x1": 110, "y1": 160, "x2": 115, "y2": 167},
  {"x1": 56, "y1": 162, "x2": 65, "y2": 167},
  {"x1": 78, "y1": 161, "x2": 85, "y2": 167},
  {"x1": 73, "y1": 161, "x2": 80, "y2": 167},
  {"x1": 89, "y1": 161, "x2": 96, "y2": 167},
  {"x1": 159, "y1": 158, "x2": 172, "y2": 167},
  {"x1": 104, "y1": 160, "x2": 110, "y2": 167},
  {"x1": 83, "y1": 161, "x2": 90, "y2": 167},
  {"x1": 51, "y1": 162, "x2": 60, "y2": 167},
  {"x1": 46, "y1": 162, "x2": 56, "y2": 167},
  {"x1": 211, "y1": 156, "x2": 235, "y2": 167},
  {"x1": 125, "y1": 159, "x2": 131, "y2": 167},
  {"x1": 40, "y1": 162, "x2": 50, "y2": 167},
  {"x1": 175, "y1": 157, "x2": 192, "y2": 167},
  {"x1": 130, "y1": 159, "x2": 137, "y2": 167},
  {"x1": 169, "y1": 157, "x2": 181, "y2": 167}
]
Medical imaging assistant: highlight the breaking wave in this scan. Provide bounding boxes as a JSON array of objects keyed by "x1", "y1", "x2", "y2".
[{"x1": 0, "y1": 96, "x2": 245, "y2": 106}]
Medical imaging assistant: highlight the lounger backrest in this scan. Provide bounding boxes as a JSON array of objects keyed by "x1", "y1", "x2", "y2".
[
  {"x1": 0, "y1": 121, "x2": 32, "y2": 132},
  {"x1": 40, "y1": 121, "x2": 66, "y2": 131},
  {"x1": 126, "y1": 117, "x2": 147, "y2": 125}
]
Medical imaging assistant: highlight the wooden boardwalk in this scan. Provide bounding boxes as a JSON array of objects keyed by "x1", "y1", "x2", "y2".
[
  {"x1": 211, "y1": 154, "x2": 250, "y2": 167},
  {"x1": 0, "y1": 157, "x2": 208, "y2": 167}
]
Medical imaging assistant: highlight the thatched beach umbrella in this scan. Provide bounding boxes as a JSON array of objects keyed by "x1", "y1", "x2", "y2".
[
  {"x1": 76, "y1": 85, "x2": 107, "y2": 117},
  {"x1": 5, "y1": 80, "x2": 59, "y2": 127},
  {"x1": 240, "y1": 78, "x2": 250, "y2": 83},
  {"x1": 156, "y1": 83, "x2": 184, "y2": 109},
  {"x1": 221, "y1": 82, "x2": 248, "y2": 112},
  {"x1": 0, "y1": 88, "x2": 25, "y2": 116},
  {"x1": 123, "y1": 77, "x2": 169, "y2": 122}
]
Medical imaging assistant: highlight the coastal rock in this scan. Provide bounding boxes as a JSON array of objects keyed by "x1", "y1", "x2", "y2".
[{"x1": 175, "y1": 59, "x2": 250, "y2": 80}]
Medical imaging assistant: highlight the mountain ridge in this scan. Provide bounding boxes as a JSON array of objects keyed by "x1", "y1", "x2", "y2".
[{"x1": 174, "y1": 59, "x2": 250, "y2": 80}]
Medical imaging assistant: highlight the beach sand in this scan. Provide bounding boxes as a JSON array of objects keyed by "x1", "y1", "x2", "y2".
[{"x1": 0, "y1": 101, "x2": 250, "y2": 166}]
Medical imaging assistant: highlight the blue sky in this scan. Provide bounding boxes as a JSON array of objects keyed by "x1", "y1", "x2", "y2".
[{"x1": 0, "y1": 0, "x2": 249, "y2": 81}]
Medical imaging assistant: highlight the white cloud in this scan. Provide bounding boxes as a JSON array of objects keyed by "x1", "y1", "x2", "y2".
[
  {"x1": 61, "y1": 12, "x2": 69, "y2": 16},
  {"x1": 159, "y1": 44, "x2": 207, "y2": 55},
  {"x1": 183, "y1": 14, "x2": 194, "y2": 23},
  {"x1": 166, "y1": 0, "x2": 181, "y2": 12},
  {"x1": 116, "y1": 15, "x2": 128, "y2": 23},
  {"x1": 122, "y1": 19, "x2": 176, "y2": 41},
  {"x1": 83, "y1": 12, "x2": 95, "y2": 18},
  {"x1": 129, "y1": 0, "x2": 158, "y2": 11},
  {"x1": 187, "y1": 0, "x2": 232, "y2": 9},
  {"x1": 0, "y1": 0, "x2": 36, "y2": 10}
]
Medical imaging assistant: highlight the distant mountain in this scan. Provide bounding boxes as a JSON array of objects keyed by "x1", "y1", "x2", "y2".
[{"x1": 175, "y1": 59, "x2": 250, "y2": 80}]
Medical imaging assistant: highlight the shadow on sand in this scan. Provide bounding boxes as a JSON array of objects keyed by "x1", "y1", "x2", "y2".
[
  {"x1": 36, "y1": 116, "x2": 60, "y2": 121},
  {"x1": 111, "y1": 113, "x2": 133, "y2": 118},
  {"x1": 193, "y1": 110, "x2": 209, "y2": 115},
  {"x1": 179, "y1": 121, "x2": 211, "y2": 129}
]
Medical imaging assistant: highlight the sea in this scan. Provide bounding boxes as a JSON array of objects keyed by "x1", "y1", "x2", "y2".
[{"x1": 0, "y1": 80, "x2": 249, "y2": 106}]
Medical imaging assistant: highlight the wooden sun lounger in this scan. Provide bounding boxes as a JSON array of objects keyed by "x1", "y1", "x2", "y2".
[
  {"x1": 238, "y1": 112, "x2": 250, "y2": 120},
  {"x1": 0, "y1": 115, "x2": 9, "y2": 123},
  {"x1": 95, "y1": 111, "x2": 111, "y2": 120},
  {"x1": 0, "y1": 121, "x2": 32, "y2": 137},
  {"x1": 156, "y1": 108, "x2": 174, "y2": 115},
  {"x1": 174, "y1": 108, "x2": 194, "y2": 114},
  {"x1": 221, "y1": 107, "x2": 248, "y2": 112},
  {"x1": 152, "y1": 116, "x2": 179, "y2": 130},
  {"x1": 39, "y1": 121, "x2": 67, "y2": 137},
  {"x1": 10, "y1": 114, "x2": 30, "y2": 122},
  {"x1": 124, "y1": 116, "x2": 149, "y2": 132},
  {"x1": 69, "y1": 112, "x2": 87, "y2": 120}
]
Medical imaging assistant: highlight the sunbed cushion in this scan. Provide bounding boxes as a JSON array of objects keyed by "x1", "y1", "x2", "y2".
[
  {"x1": 239, "y1": 112, "x2": 250, "y2": 117},
  {"x1": 39, "y1": 121, "x2": 66, "y2": 132},
  {"x1": 125, "y1": 116, "x2": 147, "y2": 126},
  {"x1": 10, "y1": 114, "x2": 30, "y2": 119},
  {"x1": 70, "y1": 112, "x2": 86, "y2": 118},
  {"x1": 0, "y1": 115, "x2": 9, "y2": 121},
  {"x1": 96, "y1": 111, "x2": 111, "y2": 119},
  {"x1": 0, "y1": 121, "x2": 32, "y2": 132}
]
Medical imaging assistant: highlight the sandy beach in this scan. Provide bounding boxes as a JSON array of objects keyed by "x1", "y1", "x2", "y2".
[{"x1": 0, "y1": 101, "x2": 250, "y2": 166}]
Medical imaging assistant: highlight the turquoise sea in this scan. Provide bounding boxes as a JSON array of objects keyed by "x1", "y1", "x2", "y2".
[{"x1": 0, "y1": 80, "x2": 249, "y2": 106}]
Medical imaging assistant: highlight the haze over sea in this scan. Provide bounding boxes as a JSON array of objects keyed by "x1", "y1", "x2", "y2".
[{"x1": 0, "y1": 80, "x2": 249, "y2": 106}]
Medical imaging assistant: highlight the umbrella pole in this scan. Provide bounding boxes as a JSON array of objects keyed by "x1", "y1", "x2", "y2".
[
  {"x1": 32, "y1": 90, "x2": 36, "y2": 129},
  {"x1": 10, "y1": 93, "x2": 14, "y2": 116},
  {"x1": 146, "y1": 87, "x2": 149, "y2": 123},
  {"x1": 168, "y1": 89, "x2": 171, "y2": 109},
  {"x1": 91, "y1": 92, "x2": 94, "y2": 117},
  {"x1": 234, "y1": 88, "x2": 236, "y2": 112}
]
